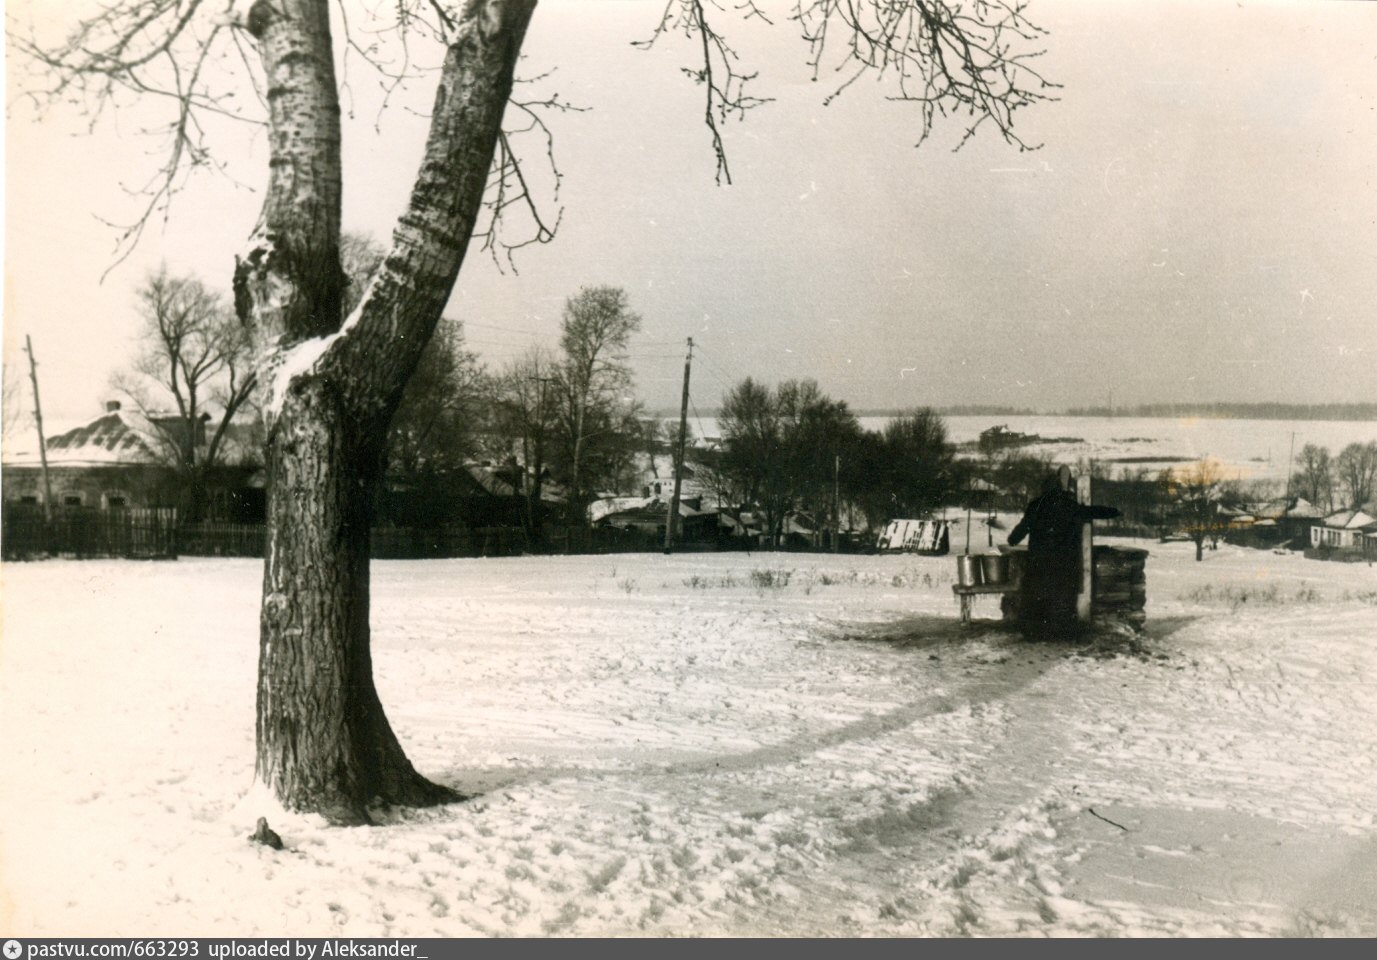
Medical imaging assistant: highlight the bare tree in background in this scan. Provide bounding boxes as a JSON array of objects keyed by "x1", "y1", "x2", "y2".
[
  {"x1": 338, "y1": 233, "x2": 488, "y2": 482},
  {"x1": 554, "y1": 286, "x2": 642, "y2": 524},
  {"x1": 1335, "y1": 441, "x2": 1377, "y2": 511},
  {"x1": 1168, "y1": 459, "x2": 1226, "y2": 562},
  {"x1": 115, "y1": 266, "x2": 257, "y2": 520},
  {"x1": 17, "y1": 0, "x2": 1056, "y2": 822},
  {"x1": 491, "y1": 346, "x2": 559, "y2": 537},
  {"x1": 1291, "y1": 443, "x2": 1335, "y2": 513}
]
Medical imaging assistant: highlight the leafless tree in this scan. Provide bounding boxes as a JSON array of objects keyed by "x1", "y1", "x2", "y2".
[
  {"x1": 490, "y1": 346, "x2": 559, "y2": 535},
  {"x1": 1335, "y1": 441, "x2": 1377, "y2": 510},
  {"x1": 17, "y1": 0, "x2": 1058, "y2": 823},
  {"x1": 554, "y1": 286, "x2": 642, "y2": 523},
  {"x1": 115, "y1": 266, "x2": 258, "y2": 519},
  {"x1": 1167, "y1": 458, "x2": 1226, "y2": 562},
  {"x1": 1291, "y1": 442, "x2": 1334, "y2": 513}
]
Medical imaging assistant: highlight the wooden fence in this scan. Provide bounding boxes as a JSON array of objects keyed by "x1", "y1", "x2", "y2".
[
  {"x1": 5, "y1": 510, "x2": 852, "y2": 562},
  {"x1": 2, "y1": 505, "x2": 180, "y2": 560}
]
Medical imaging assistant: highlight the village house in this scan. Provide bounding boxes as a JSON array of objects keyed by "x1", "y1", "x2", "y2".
[
  {"x1": 1223, "y1": 496, "x2": 1325, "y2": 549},
  {"x1": 1310, "y1": 508, "x2": 1377, "y2": 555},
  {"x1": 592, "y1": 496, "x2": 718, "y2": 544},
  {"x1": 377, "y1": 461, "x2": 564, "y2": 529},
  {"x1": 2, "y1": 401, "x2": 263, "y2": 520}
]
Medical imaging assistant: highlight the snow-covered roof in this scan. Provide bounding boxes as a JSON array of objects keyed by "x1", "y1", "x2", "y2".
[
  {"x1": 595, "y1": 498, "x2": 705, "y2": 524},
  {"x1": 1320, "y1": 509, "x2": 1376, "y2": 530},
  {"x1": 589, "y1": 496, "x2": 652, "y2": 523},
  {"x1": 1251, "y1": 497, "x2": 1324, "y2": 520},
  {"x1": 2, "y1": 410, "x2": 163, "y2": 468},
  {"x1": 464, "y1": 463, "x2": 521, "y2": 498},
  {"x1": 4, "y1": 401, "x2": 265, "y2": 470}
]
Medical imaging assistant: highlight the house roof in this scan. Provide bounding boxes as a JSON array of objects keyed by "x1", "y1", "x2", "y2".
[
  {"x1": 464, "y1": 463, "x2": 521, "y2": 498},
  {"x1": 2, "y1": 411, "x2": 163, "y2": 468},
  {"x1": 595, "y1": 498, "x2": 705, "y2": 525},
  {"x1": 4, "y1": 406, "x2": 264, "y2": 469},
  {"x1": 1320, "y1": 509, "x2": 1377, "y2": 530},
  {"x1": 1252, "y1": 497, "x2": 1324, "y2": 520}
]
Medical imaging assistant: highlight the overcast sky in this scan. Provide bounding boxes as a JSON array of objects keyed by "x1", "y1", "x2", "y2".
[{"x1": 5, "y1": 0, "x2": 1376, "y2": 423}]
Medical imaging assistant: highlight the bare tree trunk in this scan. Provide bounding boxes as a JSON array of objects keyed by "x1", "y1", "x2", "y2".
[
  {"x1": 256, "y1": 395, "x2": 451, "y2": 820},
  {"x1": 239, "y1": 0, "x2": 536, "y2": 823}
]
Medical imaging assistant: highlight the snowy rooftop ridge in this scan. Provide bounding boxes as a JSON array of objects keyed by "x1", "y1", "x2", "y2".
[
  {"x1": 2, "y1": 410, "x2": 163, "y2": 467},
  {"x1": 2, "y1": 405, "x2": 262, "y2": 469},
  {"x1": 1320, "y1": 508, "x2": 1377, "y2": 530}
]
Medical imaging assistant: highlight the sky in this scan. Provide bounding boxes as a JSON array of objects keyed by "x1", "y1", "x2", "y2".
[{"x1": 4, "y1": 0, "x2": 1376, "y2": 425}]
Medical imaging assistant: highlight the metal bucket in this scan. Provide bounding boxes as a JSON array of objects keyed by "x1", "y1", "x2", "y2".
[
  {"x1": 957, "y1": 555, "x2": 982, "y2": 586},
  {"x1": 980, "y1": 554, "x2": 1009, "y2": 585}
]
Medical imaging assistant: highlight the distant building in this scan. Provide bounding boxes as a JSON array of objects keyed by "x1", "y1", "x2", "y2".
[
  {"x1": 2, "y1": 401, "x2": 263, "y2": 519},
  {"x1": 593, "y1": 497, "x2": 717, "y2": 543},
  {"x1": 1310, "y1": 508, "x2": 1377, "y2": 551},
  {"x1": 1228, "y1": 496, "x2": 1325, "y2": 549}
]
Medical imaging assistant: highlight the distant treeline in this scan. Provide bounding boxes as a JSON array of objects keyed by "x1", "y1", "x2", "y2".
[
  {"x1": 1060, "y1": 402, "x2": 1377, "y2": 422},
  {"x1": 917, "y1": 404, "x2": 1039, "y2": 417},
  {"x1": 674, "y1": 402, "x2": 1375, "y2": 422}
]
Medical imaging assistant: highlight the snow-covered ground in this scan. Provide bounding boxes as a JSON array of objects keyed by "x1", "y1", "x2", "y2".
[{"x1": 2, "y1": 542, "x2": 1375, "y2": 936}]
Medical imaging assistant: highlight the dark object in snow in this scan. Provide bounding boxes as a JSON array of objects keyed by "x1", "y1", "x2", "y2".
[
  {"x1": 249, "y1": 816, "x2": 284, "y2": 850},
  {"x1": 1007, "y1": 470, "x2": 1121, "y2": 637},
  {"x1": 1088, "y1": 807, "x2": 1130, "y2": 832}
]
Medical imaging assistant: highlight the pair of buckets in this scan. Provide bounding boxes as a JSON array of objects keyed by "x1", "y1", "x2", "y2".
[{"x1": 957, "y1": 553, "x2": 1009, "y2": 587}]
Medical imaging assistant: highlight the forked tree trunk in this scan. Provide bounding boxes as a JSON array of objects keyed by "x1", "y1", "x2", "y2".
[{"x1": 237, "y1": 0, "x2": 536, "y2": 823}]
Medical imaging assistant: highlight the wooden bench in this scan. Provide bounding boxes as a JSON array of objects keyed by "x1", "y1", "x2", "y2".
[{"x1": 951, "y1": 582, "x2": 1019, "y2": 625}]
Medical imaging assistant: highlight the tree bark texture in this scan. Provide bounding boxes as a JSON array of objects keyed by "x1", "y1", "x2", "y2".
[{"x1": 239, "y1": 0, "x2": 537, "y2": 822}]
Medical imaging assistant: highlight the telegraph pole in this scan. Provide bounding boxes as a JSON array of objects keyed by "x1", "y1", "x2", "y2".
[
  {"x1": 528, "y1": 374, "x2": 555, "y2": 543},
  {"x1": 833, "y1": 454, "x2": 841, "y2": 553},
  {"x1": 24, "y1": 335, "x2": 54, "y2": 522},
  {"x1": 1284, "y1": 431, "x2": 1296, "y2": 501},
  {"x1": 664, "y1": 337, "x2": 694, "y2": 553}
]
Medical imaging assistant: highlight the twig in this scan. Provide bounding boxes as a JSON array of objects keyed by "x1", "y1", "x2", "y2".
[{"x1": 1088, "y1": 806, "x2": 1129, "y2": 832}]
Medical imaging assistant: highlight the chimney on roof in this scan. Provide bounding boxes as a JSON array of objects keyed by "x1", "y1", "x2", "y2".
[{"x1": 106, "y1": 400, "x2": 121, "y2": 413}]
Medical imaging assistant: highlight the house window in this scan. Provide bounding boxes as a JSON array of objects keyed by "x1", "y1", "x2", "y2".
[
  {"x1": 63, "y1": 495, "x2": 83, "y2": 507},
  {"x1": 19, "y1": 495, "x2": 39, "y2": 506},
  {"x1": 106, "y1": 495, "x2": 128, "y2": 510}
]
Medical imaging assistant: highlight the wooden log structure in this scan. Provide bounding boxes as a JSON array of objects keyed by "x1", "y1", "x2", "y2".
[
  {"x1": 997, "y1": 546, "x2": 1148, "y2": 631},
  {"x1": 1090, "y1": 545, "x2": 1149, "y2": 629}
]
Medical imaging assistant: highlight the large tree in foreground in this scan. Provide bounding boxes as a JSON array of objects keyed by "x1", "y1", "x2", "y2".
[{"x1": 19, "y1": 0, "x2": 1055, "y2": 822}]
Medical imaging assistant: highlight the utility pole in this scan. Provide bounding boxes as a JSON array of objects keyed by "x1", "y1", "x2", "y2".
[
  {"x1": 833, "y1": 454, "x2": 841, "y2": 553},
  {"x1": 1076, "y1": 469, "x2": 1093, "y2": 623},
  {"x1": 528, "y1": 374, "x2": 555, "y2": 543},
  {"x1": 24, "y1": 335, "x2": 54, "y2": 523},
  {"x1": 1284, "y1": 431, "x2": 1296, "y2": 502},
  {"x1": 664, "y1": 337, "x2": 693, "y2": 553}
]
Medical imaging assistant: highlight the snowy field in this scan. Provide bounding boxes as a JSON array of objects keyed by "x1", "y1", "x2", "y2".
[{"x1": 2, "y1": 543, "x2": 1376, "y2": 937}]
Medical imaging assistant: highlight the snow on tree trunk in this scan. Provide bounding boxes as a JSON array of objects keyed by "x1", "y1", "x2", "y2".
[{"x1": 236, "y1": 0, "x2": 536, "y2": 822}]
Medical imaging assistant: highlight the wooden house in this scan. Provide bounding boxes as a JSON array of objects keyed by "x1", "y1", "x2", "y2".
[
  {"x1": 1311, "y1": 508, "x2": 1377, "y2": 552},
  {"x1": 3, "y1": 402, "x2": 264, "y2": 521}
]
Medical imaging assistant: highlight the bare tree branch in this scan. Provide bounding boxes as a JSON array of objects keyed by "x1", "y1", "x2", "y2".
[
  {"x1": 635, "y1": 0, "x2": 1057, "y2": 181},
  {"x1": 793, "y1": 0, "x2": 1059, "y2": 152},
  {"x1": 634, "y1": 0, "x2": 775, "y2": 185}
]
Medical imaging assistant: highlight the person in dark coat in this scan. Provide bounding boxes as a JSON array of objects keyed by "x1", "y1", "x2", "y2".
[{"x1": 1008, "y1": 467, "x2": 1121, "y2": 637}]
